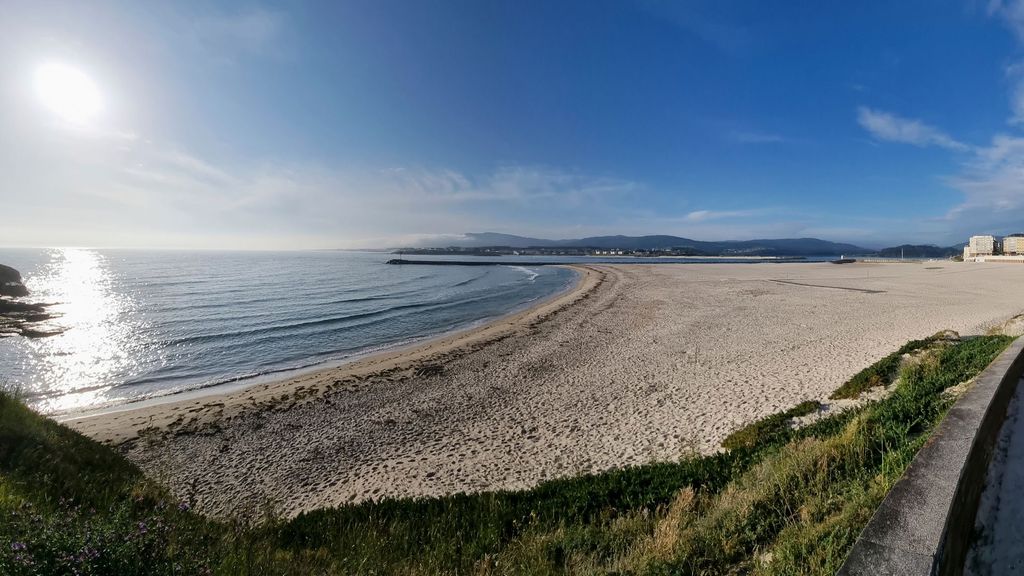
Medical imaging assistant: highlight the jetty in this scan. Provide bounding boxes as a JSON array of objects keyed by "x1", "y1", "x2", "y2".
[{"x1": 386, "y1": 259, "x2": 571, "y2": 266}]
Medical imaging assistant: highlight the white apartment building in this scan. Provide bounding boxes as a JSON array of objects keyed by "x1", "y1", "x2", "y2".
[
  {"x1": 969, "y1": 235, "x2": 998, "y2": 256},
  {"x1": 1003, "y1": 235, "x2": 1024, "y2": 255}
]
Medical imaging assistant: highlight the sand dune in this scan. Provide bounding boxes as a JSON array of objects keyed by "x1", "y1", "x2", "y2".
[{"x1": 67, "y1": 262, "x2": 1024, "y2": 518}]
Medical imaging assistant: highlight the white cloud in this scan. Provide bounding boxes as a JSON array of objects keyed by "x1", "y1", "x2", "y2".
[
  {"x1": 856, "y1": 107, "x2": 969, "y2": 151},
  {"x1": 854, "y1": 106, "x2": 1024, "y2": 239},
  {"x1": 874, "y1": 2, "x2": 1024, "y2": 239},
  {"x1": 851, "y1": 103, "x2": 1024, "y2": 241},
  {"x1": 942, "y1": 134, "x2": 1024, "y2": 229},
  {"x1": 6, "y1": 104, "x2": 889, "y2": 247},
  {"x1": 0, "y1": 117, "x2": 643, "y2": 249}
]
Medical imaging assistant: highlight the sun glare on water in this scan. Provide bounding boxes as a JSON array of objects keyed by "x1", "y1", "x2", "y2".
[
  {"x1": 24, "y1": 248, "x2": 139, "y2": 412},
  {"x1": 34, "y1": 62, "x2": 102, "y2": 124}
]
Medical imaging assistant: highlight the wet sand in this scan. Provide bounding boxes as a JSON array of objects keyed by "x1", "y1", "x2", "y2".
[{"x1": 67, "y1": 262, "x2": 1024, "y2": 518}]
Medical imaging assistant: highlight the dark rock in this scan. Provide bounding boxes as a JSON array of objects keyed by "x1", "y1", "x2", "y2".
[
  {"x1": 0, "y1": 300, "x2": 46, "y2": 314},
  {"x1": 0, "y1": 264, "x2": 20, "y2": 283},
  {"x1": 0, "y1": 264, "x2": 29, "y2": 297},
  {"x1": 0, "y1": 266, "x2": 63, "y2": 337},
  {"x1": 17, "y1": 323, "x2": 65, "y2": 338},
  {"x1": 0, "y1": 284, "x2": 29, "y2": 297}
]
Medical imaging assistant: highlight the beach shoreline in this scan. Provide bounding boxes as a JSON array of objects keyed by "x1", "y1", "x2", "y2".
[
  {"x1": 57, "y1": 264, "x2": 589, "y2": 423},
  {"x1": 65, "y1": 262, "x2": 1024, "y2": 518},
  {"x1": 65, "y1": 264, "x2": 601, "y2": 441}
]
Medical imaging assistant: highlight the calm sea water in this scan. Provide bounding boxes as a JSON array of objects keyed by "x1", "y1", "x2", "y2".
[{"x1": 0, "y1": 249, "x2": 576, "y2": 414}]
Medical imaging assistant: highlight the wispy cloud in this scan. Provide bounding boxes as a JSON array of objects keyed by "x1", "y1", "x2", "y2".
[
  {"x1": 730, "y1": 131, "x2": 786, "y2": 144},
  {"x1": 999, "y1": 57, "x2": 1024, "y2": 127},
  {"x1": 637, "y1": 1, "x2": 752, "y2": 54},
  {"x1": 855, "y1": 106, "x2": 1024, "y2": 239},
  {"x1": 943, "y1": 134, "x2": 1024, "y2": 228},
  {"x1": 985, "y1": 1, "x2": 1024, "y2": 124},
  {"x1": 878, "y1": 1, "x2": 1024, "y2": 238},
  {"x1": 988, "y1": 0, "x2": 1024, "y2": 41},
  {"x1": 190, "y1": 7, "x2": 288, "y2": 62},
  {"x1": 0, "y1": 115, "x2": 644, "y2": 249},
  {"x1": 682, "y1": 209, "x2": 763, "y2": 223},
  {"x1": 856, "y1": 107, "x2": 969, "y2": 151}
]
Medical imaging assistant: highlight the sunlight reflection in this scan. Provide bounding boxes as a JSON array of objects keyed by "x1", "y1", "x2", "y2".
[{"x1": 23, "y1": 248, "x2": 139, "y2": 412}]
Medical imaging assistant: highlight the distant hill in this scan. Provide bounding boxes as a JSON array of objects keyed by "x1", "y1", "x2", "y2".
[
  {"x1": 416, "y1": 233, "x2": 871, "y2": 256},
  {"x1": 874, "y1": 244, "x2": 962, "y2": 258},
  {"x1": 447, "y1": 232, "x2": 557, "y2": 247}
]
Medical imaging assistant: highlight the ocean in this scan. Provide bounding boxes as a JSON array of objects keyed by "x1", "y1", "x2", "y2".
[{"x1": 0, "y1": 248, "x2": 577, "y2": 414}]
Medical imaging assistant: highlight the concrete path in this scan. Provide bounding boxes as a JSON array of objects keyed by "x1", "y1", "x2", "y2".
[{"x1": 967, "y1": 377, "x2": 1024, "y2": 575}]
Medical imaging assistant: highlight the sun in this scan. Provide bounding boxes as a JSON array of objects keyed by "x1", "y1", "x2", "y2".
[{"x1": 34, "y1": 63, "x2": 102, "y2": 124}]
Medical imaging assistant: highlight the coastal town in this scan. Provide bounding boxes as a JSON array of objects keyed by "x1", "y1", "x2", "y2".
[{"x1": 963, "y1": 234, "x2": 1024, "y2": 262}]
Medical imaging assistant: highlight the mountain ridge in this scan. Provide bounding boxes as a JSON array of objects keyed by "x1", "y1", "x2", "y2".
[
  {"x1": 409, "y1": 232, "x2": 872, "y2": 256},
  {"x1": 874, "y1": 244, "x2": 964, "y2": 258}
]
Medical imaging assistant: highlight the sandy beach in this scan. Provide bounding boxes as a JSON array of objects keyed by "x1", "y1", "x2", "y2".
[{"x1": 67, "y1": 262, "x2": 1024, "y2": 518}]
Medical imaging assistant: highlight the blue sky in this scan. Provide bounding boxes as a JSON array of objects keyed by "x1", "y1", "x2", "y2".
[{"x1": 3, "y1": 1, "x2": 1024, "y2": 248}]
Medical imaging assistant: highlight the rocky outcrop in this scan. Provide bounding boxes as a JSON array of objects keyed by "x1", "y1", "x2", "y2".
[
  {"x1": 0, "y1": 264, "x2": 29, "y2": 297},
  {"x1": 0, "y1": 301, "x2": 63, "y2": 337},
  {"x1": 989, "y1": 314, "x2": 1024, "y2": 338},
  {"x1": 0, "y1": 264, "x2": 63, "y2": 338}
]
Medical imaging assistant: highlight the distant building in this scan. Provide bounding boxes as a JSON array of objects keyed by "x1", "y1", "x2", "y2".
[
  {"x1": 968, "y1": 235, "x2": 999, "y2": 257},
  {"x1": 1003, "y1": 234, "x2": 1024, "y2": 255}
]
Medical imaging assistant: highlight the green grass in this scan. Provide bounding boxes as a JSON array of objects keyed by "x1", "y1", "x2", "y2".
[
  {"x1": 721, "y1": 400, "x2": 821, "y2": 451},
  {"x1": 0, "y1": 388, "x2": 219, "y2": 575},
  {"x1": 829, "y1": 334, "x2": 948, "y2": 400},
  {"x1": 0, "y1": 334, "x2": 1012, "y2": 575}
]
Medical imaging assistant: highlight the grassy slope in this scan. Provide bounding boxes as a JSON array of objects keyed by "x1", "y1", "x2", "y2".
[
  {"x1": 0, "y1": 390, "x2": 219, "y2": 575},
  {"x1": 829, "y1": 335, "x2": 943, "y2": 400},
  {"x1": 0, "y1": 335, "x2": 1012, "y2": 575}
]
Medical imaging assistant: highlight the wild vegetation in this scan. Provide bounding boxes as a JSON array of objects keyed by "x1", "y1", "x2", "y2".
[
  {"x1": 828, "y1": 334, "x2": 949, "y2": 400},
  {"x1": 721, "y1": 400, "x2": 821, "y2": 451},
  {"x1": 0, "y1": 334, "x2": 1012, "y2": 575}
]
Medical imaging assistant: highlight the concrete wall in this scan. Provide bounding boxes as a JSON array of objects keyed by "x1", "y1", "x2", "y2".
[
  {"x1": 838, "y1": 338, "x2": 1024, "y2": 575},
  {"x1": 971, "y1": 255, "x2": 1024, "y2": 263}
]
